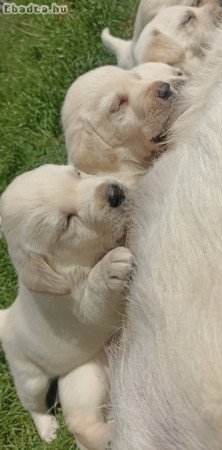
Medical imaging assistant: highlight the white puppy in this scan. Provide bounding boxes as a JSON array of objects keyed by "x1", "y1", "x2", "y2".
[
  {"x1": 0, "y1": 164, "x2": 133, "y2": 450},
  {"x1": 102, "y1": 3, "x2": 221, "y2": 72},
  {"x1": 109, "y1": 24, "x2": 222, "y2": 450},
  {"x1": 133, "y1": 0, "x2": 217, "y2": 41},
  {"x1": 62, "y1": 64, "x2": 179, "y2": 181}
]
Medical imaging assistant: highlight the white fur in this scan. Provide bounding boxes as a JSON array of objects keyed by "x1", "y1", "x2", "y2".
[
  {"x1": 133, "y1": 0, "x2": 214, "y2": 41},
  {"x1": 101, "y1": 29, "x2": 134, "y2": 70},
  {"x1": 0, "y1": 308, "x2": 9, "y2": 339},
  {"x1": 0, "y1": 165, "x2": 133, "y2": 449},
  {"x1": 62, "y1": 64, "x2": 180, "y2": 181},
  {"x1": 102, "y1": 2, "x2": 221, "y2": 72},
  {"x1": 110, "y1": 24, "x2": 222, "y2": 449},
  {"x1": 132, "y1": 61, "x2": 184, "y2": 81}
]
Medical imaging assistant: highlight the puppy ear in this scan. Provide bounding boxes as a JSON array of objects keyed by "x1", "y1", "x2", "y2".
[
  {"x1": 22, "y1": 253, "x2": 71, "y2": 295},
  {"x1": 142, "y1": 30, "x2": 185, "y2": 67},
  {"x1": 68, "y1": 121, "x2": 118, "y2": 174}
]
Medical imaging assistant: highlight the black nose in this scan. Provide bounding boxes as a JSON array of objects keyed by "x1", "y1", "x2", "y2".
[
  {"x1": 157, "y1": 82, "x2": 172, "y2": 99},
  {"x1": 107, "y1": 184, "x2": 125, "y2": 208}
]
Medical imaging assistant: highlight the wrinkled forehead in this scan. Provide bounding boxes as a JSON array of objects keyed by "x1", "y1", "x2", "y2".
[{"x1": 72, "y1": 67, "x2": 139, "y2": 105}]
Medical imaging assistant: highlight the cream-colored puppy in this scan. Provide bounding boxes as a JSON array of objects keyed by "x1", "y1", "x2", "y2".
[
  {"x1": 0, "y1": 164, "x2": 133, "y2": 450},
  {"x1": 133, "y1": 0, "x2": 218, "y2": 41},
  {"x1": 102, "y1": 3, "x2": 221, "y2": 72},
  {"x1": 62, "y1": 64, "x2": 179, "y2": 181}
]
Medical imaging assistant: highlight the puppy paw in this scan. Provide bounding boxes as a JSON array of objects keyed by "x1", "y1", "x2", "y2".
[
  {"x1": 32, "y1": 412, "x2": 59, "y2": 443},
  {"x1": 102, "y1": 247, "x2": 134, "y2": 292}
]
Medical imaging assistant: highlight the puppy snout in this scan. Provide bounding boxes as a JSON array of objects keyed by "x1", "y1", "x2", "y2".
[
  {"x1": 157, "y1": 82, "x2": 172, "y2": 100},
  {"x1": 107, "y1": 184, "x2": 125, "y2": 208}
]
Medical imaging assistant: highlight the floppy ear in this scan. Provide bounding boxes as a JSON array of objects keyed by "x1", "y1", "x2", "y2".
[
  {"x1": 22, "y1": 253, "x2": 71, "y2": 295},
  {"x1": 142, "y1": 30, "x2": 185, "y2": 67},
  {"x1": 68, "y1": 121, "x2": 118, "y2": 174}
]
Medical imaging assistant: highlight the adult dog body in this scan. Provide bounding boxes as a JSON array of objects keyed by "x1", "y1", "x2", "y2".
[
  {"x1": 0, "y1": 164, "x2": 133, "y2": 450},
  {"x1": 110, "y1": 25, "x2": 222, "y2": 449}
]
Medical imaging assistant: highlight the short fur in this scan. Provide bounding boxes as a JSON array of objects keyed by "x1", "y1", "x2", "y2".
[
  {"x1": 109, "y1": 24, "x2": 222, "y2": 450},
  {"x1": 102, "y1": 2, "x2": 221, "y2": 72},
  {"x1": 0, "y1": 164, "x2": 134, "y2": 450},
  {"x1": 132, "y1": 61, "x2": 185, "y2": 81},
  {"x1": 62, "y1": 64, "x2": 181, "y2": 182},
  {"x1": 133, "y1": 0, "x2": 218, "y2": 41}
]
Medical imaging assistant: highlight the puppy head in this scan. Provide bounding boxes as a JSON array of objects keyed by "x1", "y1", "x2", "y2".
[
  {"x1": 188, "y1": 0, "x2": 221, "y2": 7},
  {"x1": 62, "y1": 65, "x2": 178, "y2": 172},
  {"x1": 136, "y1": 3, "x2": 222, "y2": 72},
  {"x1": 183, "y1": 0, "x2": 220, "y2": 7},
  {"x1": 0, "y1": 164, "x2": 128, "y2": 294}
]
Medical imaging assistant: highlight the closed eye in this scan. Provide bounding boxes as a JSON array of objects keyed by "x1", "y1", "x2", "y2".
[
  {"x1": 63, "y1": 212, "x2": 78, "y2": 230},
  {"x1": 66, "y1": 213, "x2": 76, "y2": 227},
  {"x1": 182, "y1": 12, "x2": 195, "y2": 26},
  {"x1": 110, "y1": 95, "x2": 128, "y2": 113}
]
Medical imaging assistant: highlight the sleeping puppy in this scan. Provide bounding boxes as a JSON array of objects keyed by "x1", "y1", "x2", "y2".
[
  {"x1": 0, "y1": 164, "x2": 133, "y2": 450},
  {"x1": 102, "y1": 2, "x2": 221, "y2": 72},
  {"x1": 62, "y1": 64, "x2": 179, "y2": 182},
  {"x1": 133, "y1": 0, "x2": 219, "y2": 42}
]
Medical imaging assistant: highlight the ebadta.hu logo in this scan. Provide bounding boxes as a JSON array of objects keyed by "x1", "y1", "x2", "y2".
[{"x1": 0, "y1": 1, "x2": 68, "y2": 14}]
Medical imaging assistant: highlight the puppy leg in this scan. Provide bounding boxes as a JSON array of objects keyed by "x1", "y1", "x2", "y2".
[
  {"x1": 31, "y1": 412, "x2": 59, "y2": 443},
  {"x1": 72, "y1": 246, "x2": 134, "y2": 327},
  {"x1": 59, "y1": 350, "x2": 110, "y2": 450},
  {"x1": 6, "y1": 355, "x2": 59, "y2": 442}
]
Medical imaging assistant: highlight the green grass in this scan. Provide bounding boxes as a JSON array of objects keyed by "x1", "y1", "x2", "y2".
[{"x1": 0, "y1": 0, "x2": 138, "y2": 447}]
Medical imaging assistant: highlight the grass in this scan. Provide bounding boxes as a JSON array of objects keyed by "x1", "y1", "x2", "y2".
[{"x1": 0, "y1": 0, "x2": 138, "y2": 447}]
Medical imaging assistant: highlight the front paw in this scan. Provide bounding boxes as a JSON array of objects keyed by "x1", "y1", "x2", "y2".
[{"x1": 102, "y1": 247, "x2": 134, "y2": 292}]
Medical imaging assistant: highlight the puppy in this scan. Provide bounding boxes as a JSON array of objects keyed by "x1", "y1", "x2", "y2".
[
  {"x1": 0, "y1": 164, "x2": 133, "y2": 450},
  {"x1": 109, "y1": 24, "x2": 222, "y2": 450},
  {"x1": 62, "y1": 64, "x2": 179, "y2": 182},
  {"x1": 133, "y1": 0, "x2": 218, "y2": 42},
  {"x1": 102, "y1": 3, "x2": 221, "y2": 72}
]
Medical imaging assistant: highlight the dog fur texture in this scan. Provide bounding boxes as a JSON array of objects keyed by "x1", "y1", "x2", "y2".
[
  {"x1": 62, "y1": 64, "x2": 180, "y2": 182},
  {"x1": 133, "y1": 0, "x2": 218, "y2": 41},
  {"x1": 109, "y1": 24, "x2": 222, "y2": 450},
  {"x1": 132, "y1": 61, "x2": 185, "y2": 80},
  {"x1": 0, "y1": 164, "x2": 133, "y2": 450},
  {"x1": 102, "y1": 2, "x2": 221, "y2": 72}
]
